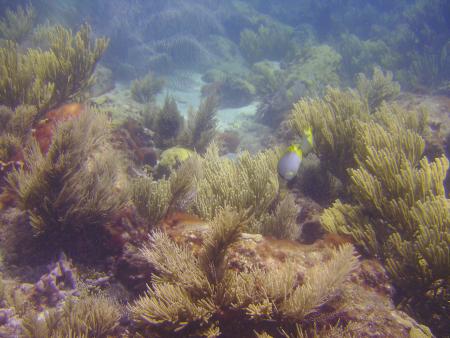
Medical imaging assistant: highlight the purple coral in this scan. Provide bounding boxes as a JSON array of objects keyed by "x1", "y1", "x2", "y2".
[{"x1": 34, "y1": 253, "x2": 79, "y2": 307}]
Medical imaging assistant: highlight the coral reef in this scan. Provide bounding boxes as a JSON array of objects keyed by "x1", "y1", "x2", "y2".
[
  {"x1": 6, "y1": 110, "x2": 126, "y2": 257},
  {"x1": 338, "y1": 33, "x2": 396, "y2": 84},
  {"x1": 0, "y1": 4, "x2": 35, "y2": 43},
  {"x1": 33, "y1": 254, "x2": 78, "y2": 307},
  {"x1": 289, "y1": 86, "x2": 428, "y2": 187},
  {"x1": 201, "y1": 74, "x2": 256, "y2": 108},
  {"x1": 144, "y1": 3, "x2": 223, "y2": 41},
  {"x1": 0, "y1": 24, "x2": 108, "y2": 114},
  {"x1": 0, "y1": 105, "x2": 38, "y2": 141},
  {"x1": 289, "y1": 88, "x2": 368, "y2": 185},
  {"x1": 180, "y1": 95, "x2": 219, "y2": 153},
  {"x1": 321, "y1": 121, "x2": 449, "y2": 336},
  {"x1": 129, "y1": 208, "x2": 359, "y2": 337},
  {"x1": 130, "y1": 72, "x2": 165, "y2": 103},
  {"x1": 285, "y1": 45, "x2": 342, "y2": 97},
  {"x1": 248, "y1": 61, "x2": 284, "y2": 98},
  {"x1": 190, "y1": 144, "x2": 279, "y2": 223},
  {"x1": 21, "y1": 294, "x2": 121, "y2": 337},
  {"x1": 356, "y1": 66, "x2": 401, "y2": 113},
  {"x1": 256, "y1": 45, "x2": 342, "y2": 127},
  {"x1": 149, "y1": 96, "x2": 184, "y2": 148},
  {"x1": 131, "y1": 156, "x2": 199, "y2": 230},
  {"x1": 32, "y1": 103, "x2": 85, "y2": 153},
  {"x1": 152, "y1": 35, "x2": 214, "y2": 70},
  {"x1": 239, "y1": 22, "x2": 293, "y2": 63}
]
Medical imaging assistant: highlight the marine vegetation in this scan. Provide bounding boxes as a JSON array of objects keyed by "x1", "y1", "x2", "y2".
[
  {"x1": 190, "y1": 144, "x2": 299, "y2": 239},
  {"x1": 289, "y1": 88, "x2": 369, "y2": 185},
  {"x1": 338, "y1": 33, "x2": 395, "y2": 84},
  {"x1": 180, "y1": 95, "x2": 219, "y2": 153},
  {"x1": 130, "y1": 72, "x2": 165, "y2": 103},
  {"x1": 131, "y1": 156, "x2": 199, "y2": 230},
  {"x1": 191, "y1": 145, "x2": 276, "y2": 221},
  {"x1": 147, "y1": 96, "x2": 184, "y2": 148},
  {"x1": 0, "y1": 105, "x2": 38, "y2": 140},
  {"x1": 201, "y1": 74, "x2": 256, "y2": 108},
  {"x1": 239, "y1": 22, "x2": 293, "y2": 63},
  {"x1": 0, "y1": 23, "x2": 108, "y2": 114},
  {"x1": 321, "y1": 121, "x2": 449, "y2": 335},
  {"x1": 255, "y1": 45, "x2": 342, "y2": 127},
  {"x1": 129, "y1": 208, "x2": 359, "y2": 337},
  {"x1": 289, "y1": 83, "x2": 426, "y2": 187},
  {"x1": 355, "y1": 67, "x2": 400, "y2": 113},
  {"x1": 6, "y1": 111, "x2": 125, "y2": 256},
  {"x1": 0, "y1": 4, "x2": 35, "y2": 43},
  {"x1": 132, "y1": 142, "x2": 298, "y2": 240},
  {"x1": 21, "y1": 294, "x2": 121, "y2": 337},
  {"x1": 284, "y1": 45, "x2": 342, "y2": 97},
  {"x1": 248, "y1": 61, "x2": 284, "y2": 98}
]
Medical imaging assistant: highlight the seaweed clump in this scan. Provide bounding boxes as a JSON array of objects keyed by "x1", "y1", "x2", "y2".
[
  {"x1": 0, "y1": 23, "x2": 108, "y2": 114},
  {"x1": 6, "y1": 110, "x2": 125, "y2": 258},
  {"x1": 355, "y1": 66, "x2": 400, "y2": 113},
  {"x1": 289, "y1": 85, "x2": 426, "y2": 187},
  {"x1": 0, "y1": 4, "x2": 35, "y2": 43},
  {"x1": 130, "y1": 72, "x2": 165, "y2": 103},
  {"x1": 129, "y1": 208, "x2": 359, "y2": 337},
  {"x1": 321, "y1": 121, "x2": 449, "y2": 335},
  {"x1": 21, "y1": 295, "x2": 121, "y2": 337},
  {"x1": 180, "y1": 95, "x2": 219, "y2": 153}
]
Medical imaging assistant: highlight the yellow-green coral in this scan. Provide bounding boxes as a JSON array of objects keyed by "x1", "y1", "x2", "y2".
[
  {"x1": 157, "y1": 146, "x2": 194, "y2": 174},
  {"x1": 356, "y1": 66, "x2": 400, "y2": 113},
  {"x1": 0, "y1": 4, "x2": 35, "y2": 42},
  {"x1": 289, "y1": 88, "x2": 368, "y2": 184},
  {"x1": 21, "y1": 295, "x2": 121, "y2": 338},
  {"x1": 181, "y1": 95, "x2": 218, "y2": 153},
  {"x1": 0, "y1": 105, "x2": 39, "y2": 140},
  {"x1": 130, "y1": 208, "x2": 358, "y2": 336},
  {"x1": 7, "y1": 111, "x2": 125, "y2": 239},
  {"x1": 131, "y1": 156, "x2": 199, "y2": 229},
  {"x1": 190, "y1": 143, "x2": 279, "y2": 224},
  {"x1": 289, "y1": 87, "x2": 428, "y2": 187},
  {"x1": 0, "y1": 24, "x2": 108, "y2": 113},
  {"x1": 321, "y1": 121, "x2": 449, "y2": 331},
  {"x1": 131, "y1": 72, "x2": 165, "y2": 103}
]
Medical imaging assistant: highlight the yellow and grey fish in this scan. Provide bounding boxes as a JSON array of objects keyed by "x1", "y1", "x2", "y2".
[{"x1": 277, "y1": 127, "x2": 313, "y2": 181}]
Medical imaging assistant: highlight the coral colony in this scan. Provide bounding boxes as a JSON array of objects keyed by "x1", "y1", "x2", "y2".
[{"x1": 0, "y1": 2, "x2": 448, "y2": 337}]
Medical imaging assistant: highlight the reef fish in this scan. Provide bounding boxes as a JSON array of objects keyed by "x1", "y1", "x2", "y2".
[{"x1": 277, "y1": 127, "x2": 313, "y2": 181}]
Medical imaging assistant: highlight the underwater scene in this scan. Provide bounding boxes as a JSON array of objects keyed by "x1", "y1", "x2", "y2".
[{"x1": 0, "y1": 0, "x2": 449, "y2": 337}]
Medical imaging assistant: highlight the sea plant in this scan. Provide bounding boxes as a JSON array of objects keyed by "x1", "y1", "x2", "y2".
[
  {"x1": 190, "y1": 143, "x2": 279, "y2": 223},
  {"x1": 0, "y1": 4, "x2": 36, "y2": 43},
  {"x1": 285, "y1": 45, "x2": 342, "y2": 97},
  {"x1": 0, "y1": 105, "x2": 39, "y2": 140},
  {"x1": 21, "y1": 294, "x2": 121, "y2": 338},
  {"x1": 0, "y1": 24, "x2": 108, "y2": 114},
  {"x1": 131, "y1": 156, "x2": 199, "y2": 230},
  {"x1": 321, "y1": 121, "x2": 449, "y2": 335},
  {"x1": 289, "y1": 86, "x2": 428, "y2": 187},
  {"x1": 289, "y1": 87, "x2": 368, "y2": 185},
  {"x1": 181, "y1": 95, "x2": 218, "y2": 153},
  {"x1": 130, "y1": 72, "x2": 165, "y2": 103},
  {"x1": 191, "y1": 143, "x2": 299, "y2": 239},
  {"x1": 248, "y1": 61, "x2": 284, "y2": 97},
  {"x1": 355, "y1": 66, "x2": 400, "y2": 113},
  {"x1": 151, "y1": 96, "x2": 184, "y2": 148},
  {"x1": 6, "y1": 111, "x2": 125, "y2": 251},
  {"x1": 129, "y1": 208, "x2": 359, "y2": 337},
  {"x1": 239, "y1": 22, "x2": 293, "y2": 63}
]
